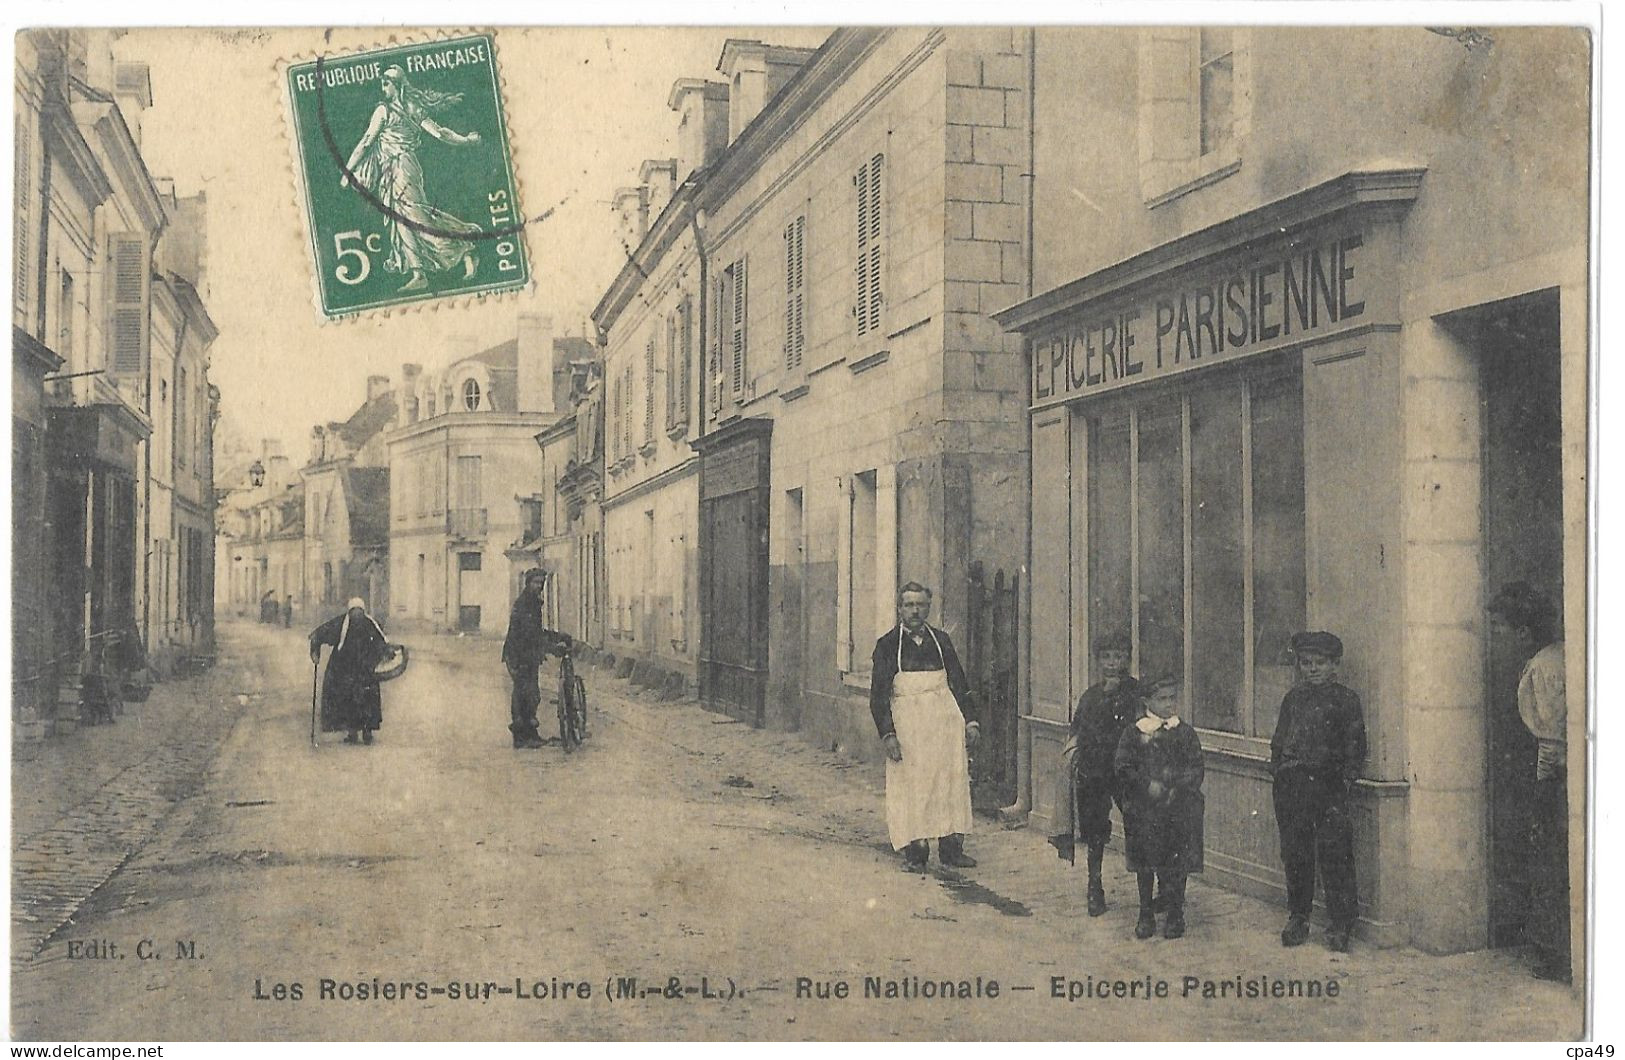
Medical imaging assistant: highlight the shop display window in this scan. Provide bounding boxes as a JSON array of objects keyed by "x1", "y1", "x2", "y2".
[{"x1": 1082, "y1": 357, "x2": 1305, "y2": 738}]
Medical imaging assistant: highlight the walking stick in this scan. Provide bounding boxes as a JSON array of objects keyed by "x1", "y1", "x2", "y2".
[{"x1": 310, "y1": 648, "x2": 320, "y2": 748}]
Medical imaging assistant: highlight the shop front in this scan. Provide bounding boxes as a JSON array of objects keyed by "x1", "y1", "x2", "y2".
[{"x1": 999, "y1": 170, "x2": 1427, "y2": 946}]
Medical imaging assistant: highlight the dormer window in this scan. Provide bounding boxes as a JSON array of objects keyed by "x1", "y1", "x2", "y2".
[{"x1": 462, "y1": 377, "x2": 482, "y2": 411}]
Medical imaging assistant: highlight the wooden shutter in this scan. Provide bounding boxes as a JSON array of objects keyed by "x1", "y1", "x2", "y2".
[
  {"x1": 611, "y1": 376, "x2": 622, "y2": 460},
  {"x1": 678, "y1": 296, "x2": 692, "y2": 426},
  {"x1": 14, "y1": 117, "x2": 29, "y2": 312},
  {"x1": 110, "y1": 234, "x2": 149, "y2": 377},
  {"x1": 730, "y1": 257, "x2": 748, "y2": 396},
  {"x1": 855, "y1": 154, "x2": 883, "y2": 338},
  {"x1": 664, "y1": 312, "x2": 677, "y2": 431},
  {"x1": 644, "y1": 334, "x2": 655, "y2": 443},
  {"x1": 784, "y1": 215, "x2": 805, "y2": 370},
  {"x1": 710, "y1": 274, "x2": 726, "y2": 415},
  {"x1": 623, "y1": 363, "x2": 634, "y2": 454}
]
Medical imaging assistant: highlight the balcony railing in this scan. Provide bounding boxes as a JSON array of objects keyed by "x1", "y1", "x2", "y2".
[{"x1": 447, "y1": 507, "x2": 488, "y2": 539}]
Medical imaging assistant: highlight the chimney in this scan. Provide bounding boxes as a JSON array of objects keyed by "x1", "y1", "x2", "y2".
[
  {"x1": 367, "y1": 374, "x2": 390, "y2": 402},
  {"x1": 612, "y1": 186, "x2": 649, "y2": 253},
  {"x1": 639, "y1": 158, "x2": 679, "y2": 224},
  {"x1": 516, "y1": 313, "x2": 556, "y2": 414},
  {"x1": 310, "y1": 425, "x2": 327, "y2": 464},
  {"x1": 113, "y1": 61, "x2": 152, "y2": 146},
  {"x1": 717, "y1": 40, "x2": 817, "y2": 144},
  {"x1": 668, "y1": 78, "x2": 730, "y2": 185},
  {"x1": 399, "y1": 363, "x2": 422, "y2": 425}
]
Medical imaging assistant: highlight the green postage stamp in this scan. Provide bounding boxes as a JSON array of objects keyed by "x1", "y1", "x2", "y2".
[{"x1": 285, "y1": 33, "x2": 529, "y2": 317}]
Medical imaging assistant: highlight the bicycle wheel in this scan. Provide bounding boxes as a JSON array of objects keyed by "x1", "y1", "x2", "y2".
[
  {"x1": 572, "y1": 675, "x2": 588, "y2": 742},
  {"x1": 558, "y1": 662, "x2": 581, "y2": 752}
]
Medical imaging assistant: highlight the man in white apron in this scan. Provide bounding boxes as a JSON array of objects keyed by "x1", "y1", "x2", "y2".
[{"x1": 870, "y1": 582, "x2": 979, "y2": 872}]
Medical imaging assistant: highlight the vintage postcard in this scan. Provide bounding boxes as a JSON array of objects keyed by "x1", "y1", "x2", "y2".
[{"x1": 8, "y1": 16, "x2": 1599, "y2": 1045}]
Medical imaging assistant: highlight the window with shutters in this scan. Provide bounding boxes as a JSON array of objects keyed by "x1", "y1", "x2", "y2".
[
  {"x1": 109, "y1": 234, "x2": 150, "y2": 378},
  {"x1": 623, "y1": 362, "x2": 635, "y2": 455},
  {"x1": 1138, "y1": 28, "x2": 1249, "y2": 206},
  {"x1": 664, "y1": 311, "x2": 677, "y2": 432},
  {"x1": 677, "y1": 295, "x2": 692, "y2": 427},
  {"x1": 643, "y1": 333, "x2": 656, "y2": 445},
  {"x1": 15, "y1": 117, "x2": 31, "y2": 314},
  {"x1": 611, "y1": 375, "x2": 622, "y2": 462},
  {"x1": 784, "y1": 215, "x2": 806, "y2": 371},
  {"x1": 854, "y1": 154, "x2": 884, "y2": 339},
  {"x1": 176, "y1": 366, "x2": 188, "y2": 469},
  {"x1": 726, "y1": 257, "x2": 748, "y2": 400}
]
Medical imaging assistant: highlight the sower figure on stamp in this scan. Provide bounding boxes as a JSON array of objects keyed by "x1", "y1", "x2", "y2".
[
  {"x1": 341, "y1": 65, "x2": 483, "y2": 293},
  {"x1": 310, "y1": 597, "x2": 395, "y2": 746},
  {"x1": 502, "y1": 568, "x2": 572, "y2": 749},
  {"x1": 1051, "y1": 630, "x2": 1140, "y2": 916},
  {"x1": 1488, "y1": 582, "x2": 1570, "y2": 983},
  {"x1": 871, "y1": 582, "x2": 979, "y2": 873}
]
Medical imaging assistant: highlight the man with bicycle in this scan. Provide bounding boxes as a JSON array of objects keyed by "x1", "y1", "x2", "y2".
[{"x1": 502, "y1": 568, "x2": 573, "y2": 749}]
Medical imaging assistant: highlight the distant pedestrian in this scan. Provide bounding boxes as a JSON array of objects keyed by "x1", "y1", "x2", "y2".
[
  {"x1": 501, "y1": 569, "x2": 572, "y2": 749},
  {"x1": 260, "y1": 590, "x2": 277, "y2": 623},
  {"x1": 309, "y1": 597, "x2": 395, "y2": 745},
  {"x1": 1114, "y1": 674, "x2": 1204, "y2": 940},
  {"x1": 282, "y1": 594, "x2": 294, "y2": 628},
  {"x1": 1270, "y1": 631, "x2": 1367, "y2": 952},
  {"x1": 871, "y1": 582, "x2": 979, "y2": 873},
  {"x1": 1051, "y1": 630, "x2": 1140, "y2": 918},
  {"x1": 1488, "y1": 582, "x2": 1570, "y2": 983}
]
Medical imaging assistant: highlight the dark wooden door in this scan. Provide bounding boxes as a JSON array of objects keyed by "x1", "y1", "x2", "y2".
[{"x1": 696, "y1": 419, "x2": 773, "y2": 727}]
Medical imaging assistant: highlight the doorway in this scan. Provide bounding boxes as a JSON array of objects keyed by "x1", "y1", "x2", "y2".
[
  {"x1": 457, "y1": 551, "x2": 482, "y2": 631},
  {"x1": 695, "y1": 419, "x2": 772, "y2": 726},
  {"x1": 1457, "y1": 289, "x2": 1564, "y2": 948}
]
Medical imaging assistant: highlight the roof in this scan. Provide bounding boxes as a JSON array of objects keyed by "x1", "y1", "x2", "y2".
[
  {"x1": 345, "y1": 466, "x2": 391, "y2": 548},
  {"x1": 335, "y1": 390, "x2": 398, "y2": 450},
  {"x1": 448, "y1": 335, "x2": 597, "y2": 412}
]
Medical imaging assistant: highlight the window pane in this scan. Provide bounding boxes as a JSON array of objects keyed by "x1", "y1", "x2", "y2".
[
  {"x1": 1190, "y1": 384, "x2": 1245, "y2": 733},
  {"x1": 1250, "y1": 371, "x2": 1307, "y2": 738},
  {"x1": 1136, "y1": 400, "x2": 1184, "y2": 687},
  {"x1": 1088, "y1": 409, "x2": 1132, "y2": 685},
  {"x1": 1198, "y1": 28, "x2": 1233, "y2": 158}
]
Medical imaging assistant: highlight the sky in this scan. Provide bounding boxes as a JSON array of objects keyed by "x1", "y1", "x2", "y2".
[{"x1": 117, "y1": 26, "x2": 831, "y2": 464}]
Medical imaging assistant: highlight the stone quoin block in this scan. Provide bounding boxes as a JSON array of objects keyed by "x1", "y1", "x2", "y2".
[
  {"x1": 1403, "y1": 461, "x2": 1482, "y2": 544},
  {"x1": 945, "y1": 162, "x2": 1002, "y2": 203},
  {"x1": 946, "y1": 239, "x2": 1005, "y2": 282},
  {"x1": 945, "y1": 51, "x2": 981, "y2": 88},
  {"x1": 971, "y1": 200, "x2": 1023, "y2": 243},
  {"x1": 1401, "y1": 623, "x2": 1482, "y2": 712},
  {"x1": 979, "y1": 51, "x2": 1027, "y2": 91},
  {"x1": 946, "y1": 85, "x2": 1006, "y2": 127},
  {"x1": 972, "y1": 124, "x2": 1027, "y2": 167}
]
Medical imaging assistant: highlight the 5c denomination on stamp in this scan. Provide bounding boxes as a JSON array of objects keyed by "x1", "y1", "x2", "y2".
[{"x1": 284, "y1": 33, "x2": 529, "y2": 317}]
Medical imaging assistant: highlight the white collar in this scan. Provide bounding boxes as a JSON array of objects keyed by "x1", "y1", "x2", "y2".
[{"x1": 1135, "y1": 714, "x2": 1181, "y2": 733}]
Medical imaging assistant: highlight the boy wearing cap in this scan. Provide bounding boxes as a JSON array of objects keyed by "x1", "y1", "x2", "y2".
[
  {"x1": 1114, "y1": 674, "x2": 1204, "y2": 940},
  {"x1": 1270, "y1": 631, "x2": 1367, "y2": 951},
  {"x1": 1052, "y1": 632, "x2": 1141, "y2": 916}
]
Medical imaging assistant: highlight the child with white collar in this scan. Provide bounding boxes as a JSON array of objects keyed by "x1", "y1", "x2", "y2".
[{"x1": 1113, "y1": 674, "x2": 1206, "y2": 940}]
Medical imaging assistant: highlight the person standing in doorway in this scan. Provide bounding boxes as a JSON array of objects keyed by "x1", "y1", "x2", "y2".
[
  {"x1": 282, "y1": 593, "x2": 294, "y2": 628},
  {"x1": 502, "y1": 568, "x2": 572, "y2": 749},
  {"x1": 309, "y1": 597, "x2": 395, "y2": 745},
  {"x1": 871, "y1": 582, "x2": 979, "y2": 872},
  {"x1": 1489, "y1": 582, "x2": 1570, "y2": 983}
]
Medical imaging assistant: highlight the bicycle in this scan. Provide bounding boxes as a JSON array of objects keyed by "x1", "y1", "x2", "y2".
[{"x1": 556, "y1": 645, "x2": 588, "y2": 752}]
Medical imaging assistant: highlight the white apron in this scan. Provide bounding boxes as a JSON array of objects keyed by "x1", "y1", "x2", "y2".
[{"x1": 885, "y1": 631, "x2": 975, "y2": 849}]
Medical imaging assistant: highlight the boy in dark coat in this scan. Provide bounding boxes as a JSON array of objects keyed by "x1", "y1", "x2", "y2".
[
  {"x1": 1114, "y1": 674, "x2": 1204, "y2": 940},
  {"x1": 1270, "y1": 631, "x2": 1367, "y2": 952},
  {"x1": 1052, "y1": 632, "x2": 1140, "y2": 916}
]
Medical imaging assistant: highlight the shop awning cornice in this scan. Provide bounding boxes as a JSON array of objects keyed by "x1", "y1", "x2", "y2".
[{"x1": 991, "y1": 166, "x2": 1427, "y2": 335}]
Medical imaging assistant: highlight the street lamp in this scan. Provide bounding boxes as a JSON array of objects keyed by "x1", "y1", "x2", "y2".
[{"x1": 248, "y1": 460, "x2": 265, "y2": 488}]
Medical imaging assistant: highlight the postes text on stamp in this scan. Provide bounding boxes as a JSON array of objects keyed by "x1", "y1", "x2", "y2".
[{"x1": 285, "y1": 33, "x2": 529, "y2": 317}]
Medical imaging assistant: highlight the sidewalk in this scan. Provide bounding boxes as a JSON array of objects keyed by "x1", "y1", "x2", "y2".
[{"x1": 9, "y1": 625, "x2": 271, "y2": 962}]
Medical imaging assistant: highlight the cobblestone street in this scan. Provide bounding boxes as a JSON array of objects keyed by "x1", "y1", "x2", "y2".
[{"x1": 9, "y1": 620, "x2": 1583, "y2": 1040}]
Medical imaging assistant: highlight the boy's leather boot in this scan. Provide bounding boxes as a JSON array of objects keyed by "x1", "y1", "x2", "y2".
[
  {"x1": 1086, "y1": 842, "x2": 1107, "y2": 916},
  {"x1": 1281, "y1": 915, "x2": 1310, "y2": 947}
]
